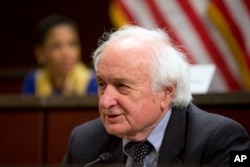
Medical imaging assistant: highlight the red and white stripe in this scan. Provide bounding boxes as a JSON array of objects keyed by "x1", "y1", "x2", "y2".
[{"x1": 110, "y1": 0, "x2": 250, "y2": 91}]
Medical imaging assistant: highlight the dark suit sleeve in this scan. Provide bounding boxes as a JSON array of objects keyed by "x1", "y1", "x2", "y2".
[{"x1": 202, "y1": 119, "x2": 250, "y2": 167}]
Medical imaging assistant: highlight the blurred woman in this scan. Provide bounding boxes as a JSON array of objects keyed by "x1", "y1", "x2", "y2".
[{"x1": 22, "y1": 15, "x2": 97, "y2": 96}]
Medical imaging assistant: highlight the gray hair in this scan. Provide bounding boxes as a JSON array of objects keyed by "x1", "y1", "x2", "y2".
[{"x1": 92, "y1": 25, "x2": 192, "y2": 107}]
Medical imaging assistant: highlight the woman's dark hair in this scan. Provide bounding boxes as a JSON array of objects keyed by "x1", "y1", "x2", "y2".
[{"x1": 37, "y1": 15, "x2": 79, "y2": 45}]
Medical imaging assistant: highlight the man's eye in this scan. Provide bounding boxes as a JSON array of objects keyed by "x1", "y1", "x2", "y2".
[
  {"x1": 118, "y1": 83, "x2": 127, "y2": 88},
  {"x1": 117, "y1": 83, "x2": 128, "y2": 88},
  {"x1": 98, "y1": 81, "x2": 106, "y2": 88}
]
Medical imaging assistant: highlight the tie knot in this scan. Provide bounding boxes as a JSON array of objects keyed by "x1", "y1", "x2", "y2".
[{"x1": 125, "y1": 141, "x2": 154, "y2": 162}]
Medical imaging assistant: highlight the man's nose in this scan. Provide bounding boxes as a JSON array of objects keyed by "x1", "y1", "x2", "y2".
[{"x1": 99, "y1": 85, "x2": 118, "y2": 109}]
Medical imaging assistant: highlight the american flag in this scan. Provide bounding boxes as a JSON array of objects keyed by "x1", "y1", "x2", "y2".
[{"x1": 109, "y1": 0, "x2": 250, "y2": 92}]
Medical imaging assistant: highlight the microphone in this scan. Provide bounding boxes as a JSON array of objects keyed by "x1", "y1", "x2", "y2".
[{"x1": 83, "y1": 152, "x2": 113, "y2": 167}]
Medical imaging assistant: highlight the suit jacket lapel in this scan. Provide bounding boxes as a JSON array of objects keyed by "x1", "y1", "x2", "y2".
[
  {"x1": 158, "y1": 106, "x2": 187, "y2": 166},
  {"x1": 104, "y1": 135, "x2": 124, "y2": 164}
]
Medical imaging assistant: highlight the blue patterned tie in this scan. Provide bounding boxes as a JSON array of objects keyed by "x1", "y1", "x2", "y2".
[{"x1": 126, "y1": 141, "x2": 154, "y2": 167}]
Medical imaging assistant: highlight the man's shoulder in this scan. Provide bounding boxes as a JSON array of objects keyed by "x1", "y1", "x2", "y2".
[
  {"x1": 170, "y1": 103, "x2": 248, "y2": 143},
  {"x1": 71, "y1": 118, "x2": 110, "y2": 143},
  {"x1": 186, "y1": 103, "x2": 243, "y2": 129},
  {"x1": 181, "y1": 103, "x2": 250, "y2": 165},
  {"x1": 74, "y1": 118, "x2": 104, "y2": 132},
  {"x1": 185, "y1": 103, "x2": 249, "y2": 143}
]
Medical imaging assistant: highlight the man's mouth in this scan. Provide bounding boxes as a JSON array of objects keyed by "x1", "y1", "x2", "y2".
[
  {"x1": 107, "y1": 114, "x2": 120, "y2": 118},
  {"x1": 105, "y1": 114, "x2": 122, "y2": 123}
]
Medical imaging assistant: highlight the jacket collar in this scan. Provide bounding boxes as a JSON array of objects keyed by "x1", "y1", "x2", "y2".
[{"x1": 158, "y1": 105, "x2": 187, "y2": 166}]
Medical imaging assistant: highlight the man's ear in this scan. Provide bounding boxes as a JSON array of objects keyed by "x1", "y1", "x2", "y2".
[
  {"x1": 35, "y1": 45, "x2": 46, "y2": 66},
  {"x1": 160, "y1": 84, "x2": 176, "y2": 110}
]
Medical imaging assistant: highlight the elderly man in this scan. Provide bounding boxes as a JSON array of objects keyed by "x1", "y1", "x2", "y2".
[{"x1": 62, "y1": 25, "x2": 250, "y2": 167}]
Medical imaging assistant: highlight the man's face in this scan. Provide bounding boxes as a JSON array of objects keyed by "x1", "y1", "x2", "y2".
[{"x1": 96, "y1": 38, "x2": 172, "y2": 141}]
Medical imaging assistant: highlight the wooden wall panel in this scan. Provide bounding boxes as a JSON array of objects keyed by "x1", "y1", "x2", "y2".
[
  {"x1": 45, "y1": 109, "x2": 99, "y2": 163},
  {"x1": 0, "y1": 109, "x2": 43, "y2": 164}
]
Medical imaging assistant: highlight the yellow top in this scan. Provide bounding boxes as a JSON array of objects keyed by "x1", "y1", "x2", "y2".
[{"x1": 35, "y1": 63, "x2": 92, "y2": 97}]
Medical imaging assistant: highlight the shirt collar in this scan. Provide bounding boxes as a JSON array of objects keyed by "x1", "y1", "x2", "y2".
[{"x1": 123, "y1": 108, "x2": 172, "y2": 153}]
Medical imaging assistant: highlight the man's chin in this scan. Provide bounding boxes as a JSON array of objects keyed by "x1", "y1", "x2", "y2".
[{"x1": 105, "y1": 127, "x2": 128, "y2": 138}]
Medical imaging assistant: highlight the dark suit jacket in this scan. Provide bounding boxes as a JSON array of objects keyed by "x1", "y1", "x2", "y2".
[{"x1": 62, "y1": 103, "x2": 250, "y2": 167}]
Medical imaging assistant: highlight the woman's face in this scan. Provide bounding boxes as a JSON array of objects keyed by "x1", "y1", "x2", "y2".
[{"x1": 39, "y1": 24, "x2": 81, "y2": 75}]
